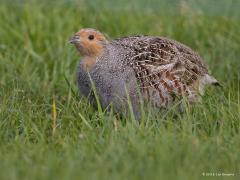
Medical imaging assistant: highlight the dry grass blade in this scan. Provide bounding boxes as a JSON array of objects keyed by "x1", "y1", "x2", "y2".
[{"x1": 52, "y1": 95, "x2": 57, "y2": 136}]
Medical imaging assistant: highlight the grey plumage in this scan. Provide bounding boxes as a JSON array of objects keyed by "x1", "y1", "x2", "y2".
[{"x1": 77, "y1": 43, "x2": 141, "y2": 117}]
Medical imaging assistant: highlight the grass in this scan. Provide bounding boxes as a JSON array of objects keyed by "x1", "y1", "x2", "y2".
[{"x1": 0, "y1": 0, "x2": 240, "y2": 179}]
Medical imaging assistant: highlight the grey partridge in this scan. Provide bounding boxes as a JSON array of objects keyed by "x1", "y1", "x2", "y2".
[{"x1": 69, "y1": 28, "x2": 219, "y2": 118}]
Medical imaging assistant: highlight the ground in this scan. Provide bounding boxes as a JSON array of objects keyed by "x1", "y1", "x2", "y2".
[{"x1": 0, "y1": 0, "x2": 239, "y2": 180}]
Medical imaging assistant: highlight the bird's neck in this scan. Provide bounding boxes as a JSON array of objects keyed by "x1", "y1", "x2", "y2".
[
  {"x1": 81, "y1": 56, "x2": 98, "y2": 71},
  {"x1": 80, "y1": 42, "x2": 108, "y2": 71}
]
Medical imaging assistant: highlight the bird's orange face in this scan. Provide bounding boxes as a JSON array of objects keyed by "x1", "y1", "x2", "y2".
[{"x1": 69, "y1": 28, "x2": 107, "y2": 57}]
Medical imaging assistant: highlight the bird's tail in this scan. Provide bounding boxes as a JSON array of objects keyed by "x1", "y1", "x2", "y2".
[{"x1": 198, "y1": 74, "x2": 222, "y2": 95}]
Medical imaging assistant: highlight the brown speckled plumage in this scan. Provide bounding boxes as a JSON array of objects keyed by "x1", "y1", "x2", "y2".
[
  {"x1": 110, "y1": 36, "x2": 214, "y2": 106},
  {"x1": 70, "y1": 28, "x2": 219, "y2": 117}
]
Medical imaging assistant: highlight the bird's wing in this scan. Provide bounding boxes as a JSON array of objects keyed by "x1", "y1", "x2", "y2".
[{"x1": 113, "y1": 36, "x2": 210, "y2": 102}]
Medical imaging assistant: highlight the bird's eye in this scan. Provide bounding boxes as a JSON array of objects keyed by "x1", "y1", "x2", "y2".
[{"x1": 88, "y1": 35, "x2": 94, "y2": 40}]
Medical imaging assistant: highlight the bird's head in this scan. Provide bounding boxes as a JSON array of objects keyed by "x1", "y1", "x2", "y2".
[{"x1": 69, "y1": 28, "x2": 108, "y2": 57}]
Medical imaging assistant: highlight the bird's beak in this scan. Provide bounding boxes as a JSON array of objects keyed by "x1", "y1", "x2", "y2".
[{"x1": 69, "y1": 35, "x2": 80, "y2": 44}]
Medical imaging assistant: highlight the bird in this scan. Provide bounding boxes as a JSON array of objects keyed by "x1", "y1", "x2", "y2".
[{"x1": 69, "y1": 28, "x2": 220, "y2": 118}]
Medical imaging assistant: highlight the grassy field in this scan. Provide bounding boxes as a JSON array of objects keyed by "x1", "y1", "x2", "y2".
[{"x1": 0, "y1": 0, "x2": 240, "y2": 179}]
